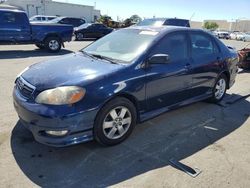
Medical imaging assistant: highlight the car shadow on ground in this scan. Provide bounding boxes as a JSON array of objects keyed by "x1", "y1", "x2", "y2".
[
  {"x1": 11, "y1": 94, "x2": 250, "y2": 187},
  {"x1": 0, "y1": 49, "x2": 73, "y2": 59},
  {"x1": 238, "y1": 69, "x2": 250, "y2": 74}
]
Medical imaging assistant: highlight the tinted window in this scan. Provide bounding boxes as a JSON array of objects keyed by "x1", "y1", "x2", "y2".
[
  {"x1": 190, "y1": 32, "x2": 218, "y2": 59},
  {"x1": 164, "y1": 19, "x2": 190, "y2": 27},
  {"x1": 48, "y1": 17, "x2": 55, "y2": 20},
  {"x1": 151, "y1": 32, "x2": 188, "y2": 62},
  {"x1": 2, "y1": 12, "x2": 16, "y2": 23},
  {"x1": 59, "y1": 18, "x2": 69, "y2": 24},
  {"x1": 79, "y1": 19, "x2": 85, "y2": 24}
]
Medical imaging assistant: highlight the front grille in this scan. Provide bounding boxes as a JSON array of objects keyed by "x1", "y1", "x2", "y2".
[{"x1": 16, "y1": 77, "x2": 35, "y2": 99}]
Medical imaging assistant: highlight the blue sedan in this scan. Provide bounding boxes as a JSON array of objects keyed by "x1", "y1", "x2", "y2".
[{"x1": 13, "y1": 26, "x2": 238, "y2": 147}]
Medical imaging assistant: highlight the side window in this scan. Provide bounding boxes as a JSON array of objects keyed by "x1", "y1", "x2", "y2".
[
  {"x1": 60, "y1": 18, "x2": 69, "y2": 24},
  {"x1": 2, "y1": 12, "x2": 16, "y2": 23},
  {"x1": 190, "y1": 33, "x2": 218, "y2": 59},
  {"x1": 151, "y1": 32, "x2": 188, "y2": 62},
  {"x1": 79, "y1": 19, "x2": 85, "y2": 24},
  {"x1": 48, "y1": 17, "x2": 55, "y2": 21}
]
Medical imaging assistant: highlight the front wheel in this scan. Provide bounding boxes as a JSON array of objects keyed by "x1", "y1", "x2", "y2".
[
  {"x1": 45, "y1": 37, "x2": 61, "y2": 52},
  {"x1": 209, "y1": 74, "x2": 227, "y2": 103},
  {"x1": 94, "y1": 97, "x2": 137, "y2": 146}
]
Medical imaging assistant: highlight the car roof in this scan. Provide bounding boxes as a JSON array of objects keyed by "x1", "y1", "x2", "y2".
[
  {"x1": 128, "y1": 25, "x2": 200, "y2": 33},
  {"x1": 0, "y1": 8, "x2": 25, "y2": 13},
  {"x1": 143, "y1": 17, "x2": 189, "y2": 21}
]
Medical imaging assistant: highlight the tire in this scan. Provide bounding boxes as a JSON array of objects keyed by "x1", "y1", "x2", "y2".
[
  {"x1": 94, "y1": 97, "x2": 137, "y2": 146},
  {"x1": 45, "y1": 37, "x2": 61, "y2": 52},
  {"x1": 209, "y1": 74, "x2": 227, "y2": 103},
  {"x1": 76, "y1": 33, "x2": 84, "y2": 41},
  {"x1": 35, "y1": 43, "x2": 45, "y2": 49}
]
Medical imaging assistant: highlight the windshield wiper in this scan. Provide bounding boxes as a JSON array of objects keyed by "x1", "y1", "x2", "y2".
[
  {"x1": 81, "y1": 51, "x2": 95, "y2": 59},
  {"x1": 89, "y1": 53, "x2": 120, "y2": 64}
]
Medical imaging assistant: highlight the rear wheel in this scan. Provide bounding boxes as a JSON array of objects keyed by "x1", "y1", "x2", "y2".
[
  {"x1": 45, "y1": 37, "x2": 61, "y2": 52},
  {"x1": 76, "y1": 33, "x2": 84, "y2": 41},
  {"x1": 94, "y1": 97, "x2": 137, "y2": 146},
  {"x1": 209, "y1": 74, "x2": 227, "y2": 103}
]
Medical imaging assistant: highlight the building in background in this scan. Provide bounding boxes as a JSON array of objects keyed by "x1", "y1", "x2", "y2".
[
  {"x1": 190, "y1": 21, "x2": 203, "y2": 29},
  {"x1": 3, "y1": 0, "x2": 101, "y2": 23},
  {"x1": 204, "y1": 19, "x2": 250, "y2": 32}
]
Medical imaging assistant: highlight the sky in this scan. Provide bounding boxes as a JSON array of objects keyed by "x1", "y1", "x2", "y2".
[{"x1": 55, "y1": 0, "x2": 250, "y2": 22}]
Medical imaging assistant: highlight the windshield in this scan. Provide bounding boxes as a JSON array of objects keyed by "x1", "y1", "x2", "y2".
[
  {"x1": 48, "y1": 17, "x2": 62, "y2": 23},
  {"x1": 83, "y1": 29, "x2": 158, "y2": 63},
  {"x1": 137, "y1": 19, "x2": 165, "y2": 27}
]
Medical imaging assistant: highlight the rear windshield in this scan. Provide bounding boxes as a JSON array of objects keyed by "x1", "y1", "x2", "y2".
[{"x1": 164, "y1": 19, "x2": 190, "y2": 27}]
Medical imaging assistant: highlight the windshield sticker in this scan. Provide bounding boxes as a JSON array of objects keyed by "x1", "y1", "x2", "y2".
[{"x1": 139, "y1": 31, "x2": 158, "y2": 36}]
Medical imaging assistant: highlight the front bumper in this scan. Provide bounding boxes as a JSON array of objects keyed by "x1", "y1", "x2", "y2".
[{"x1": 13, "y1": 88, "x2": 98, "y2": 147}]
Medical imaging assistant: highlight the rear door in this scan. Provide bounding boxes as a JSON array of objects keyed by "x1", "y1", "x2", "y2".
[
  {"x1": 189, "y1": 31, "x2": 222, "y2": 96},
  {"x1": 145, "y1": 31, "x2": 193, "y2": 111}
]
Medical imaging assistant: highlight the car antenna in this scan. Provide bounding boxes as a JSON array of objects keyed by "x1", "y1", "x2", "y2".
[{"x1": 186, "y1": 12, "x2": 195, "y2": 27}]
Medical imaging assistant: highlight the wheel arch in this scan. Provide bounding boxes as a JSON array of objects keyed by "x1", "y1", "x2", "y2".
[
  {"x1": 43, "y1": 33, "x2": 63, "y2": 46},
  {"x1": 95, "y1": 92, "x2": 141, "y2": 124},
  {"x1": 220, "y1": 70, "x2": 230, "y2": 89}
]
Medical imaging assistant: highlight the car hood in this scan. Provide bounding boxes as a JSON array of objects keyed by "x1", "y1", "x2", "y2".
[{"x1": 21, "y1": 52, "x2": 123, "y2": 91}]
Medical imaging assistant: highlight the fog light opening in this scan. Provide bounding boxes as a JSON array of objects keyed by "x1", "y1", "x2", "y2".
[{"x1": 45, "y1": 130, "x2": 68, "y2": 136}]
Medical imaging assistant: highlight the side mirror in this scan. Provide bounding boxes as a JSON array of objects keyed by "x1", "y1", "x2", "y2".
[{"x1": 148, "y1": 54, "x2": 170, "y2": 64}]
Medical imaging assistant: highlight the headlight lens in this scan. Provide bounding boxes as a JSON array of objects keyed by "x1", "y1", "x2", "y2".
[{"x1": 35, "y1": 86, "x2": 85, "y2": 105}]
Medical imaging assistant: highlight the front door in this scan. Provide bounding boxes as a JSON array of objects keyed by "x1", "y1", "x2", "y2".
[{"x1": 145, "y1": 31, "x2": 193, "y2": 111}]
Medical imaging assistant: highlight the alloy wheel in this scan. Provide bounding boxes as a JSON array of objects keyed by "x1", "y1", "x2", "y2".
[
  {"x1": 102, "y1": 106, "x2": 132, "y2": 140},
  {"x1": 214, "y1": 78, "x2": 226, "y2": 100}
]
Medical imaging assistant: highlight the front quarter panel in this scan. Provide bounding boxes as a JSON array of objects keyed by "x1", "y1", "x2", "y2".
[{"x1": 82, "y1": 65, "x2": 147, "y2": 116}]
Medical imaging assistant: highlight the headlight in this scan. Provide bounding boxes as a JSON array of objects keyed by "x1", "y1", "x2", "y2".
[{"x1": 35, "y1": 86, "x2": 85, "y2": 105}]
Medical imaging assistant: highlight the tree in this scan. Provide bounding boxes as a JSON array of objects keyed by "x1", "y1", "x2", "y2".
[
  {"x1": 130, "y1": 15, "x2": 142, "y2": 24},
  {"x1": 203, "y1": 21, "x2": 219, "y2": 30},
  {"x1": 97, "y1": 15, "x2": 112, "y2": 26}
]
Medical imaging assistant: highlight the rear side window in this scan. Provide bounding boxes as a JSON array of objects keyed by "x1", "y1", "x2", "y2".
[
  {"x1": 190, "y1": 32, "x2": 219, "y2": 59},
  {"x1": 151, "y1": 32, "x2": 188, "y2": 62},
  {"x1": 1, "y1": 12, "x2": 16, "y2": 23}
]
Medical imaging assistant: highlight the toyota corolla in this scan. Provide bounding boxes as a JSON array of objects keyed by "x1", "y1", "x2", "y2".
[{"x1": 13, "y1": 26, "x2": 238, "y2": 147}]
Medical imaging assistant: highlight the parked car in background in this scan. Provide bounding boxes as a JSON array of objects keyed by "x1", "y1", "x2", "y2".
[
  {"x1": 230, "y1": 32, "x2": 239, "y2": 40},
  {"x1": 137, "y1": 18, "x2": 190, "y2": 27},
  {"x1": 29, "y1": 15, "x2": 57, "y2": 22},
  {"x1": 236, "y1": 32, "x2": 245, "y2": 40},
  {"x1": 242, "y1": 32, "x2": 250, "y2": 42},
  {"x1": 0, "y1": 8, "x2": 73, "y2": 52},
  {"x1": 48, "y1": 17, "x2": 86, "y2": 28},
  {"x1": 214, "y1": 31, "x2": 230, "y2": 39},
  {"x1": 74, "y1": 23, "x2": 113, "y2": 40},
  {"x1": 13, "y1": 26, "x2": 238, "y2": 147}
]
